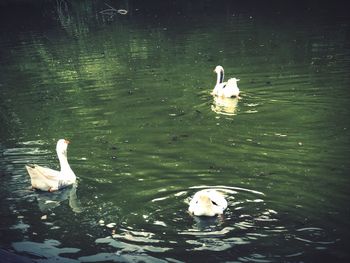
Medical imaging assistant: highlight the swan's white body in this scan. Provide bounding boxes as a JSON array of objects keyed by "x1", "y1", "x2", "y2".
[
  {"x1": 211, "y1": 65, "x2": 240, "y2": 98},
  {"x1": 25, "y1": 139, "x2": 76, "y2": 192},
  {"x1": 188, "y1": 189, "x2": 228, "y2": 217}
]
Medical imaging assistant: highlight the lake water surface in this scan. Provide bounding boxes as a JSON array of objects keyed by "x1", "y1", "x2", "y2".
[{"x1": 0, "y1": 1, "x2": 349, "y2": 262}]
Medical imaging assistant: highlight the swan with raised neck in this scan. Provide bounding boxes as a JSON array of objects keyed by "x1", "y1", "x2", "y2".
[
  {"x1": 211, "y1": 65, "x2": 240, "y2": 98},
  {"x1": 26, "y1": 139, "x2": 76, "y2": 192}
]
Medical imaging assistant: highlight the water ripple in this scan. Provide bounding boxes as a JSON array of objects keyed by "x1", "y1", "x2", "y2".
[{"x1": 95, "y1": 185, "x2": 285, "y2": 256}]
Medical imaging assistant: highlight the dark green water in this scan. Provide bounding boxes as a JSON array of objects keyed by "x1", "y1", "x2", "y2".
[{"x1": 1, "y1": 1, "x2": 349, "y2": 262}]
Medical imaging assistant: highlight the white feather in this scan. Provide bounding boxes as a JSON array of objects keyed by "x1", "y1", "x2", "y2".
[{"x1": 188, "y1": 189, "x2": 228, "y2": 217}]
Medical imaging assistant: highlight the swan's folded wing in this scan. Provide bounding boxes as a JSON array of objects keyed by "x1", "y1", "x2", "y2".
[
  {"x1": 25, "y1": 164, "x2": 60, "y2": 191},
  {"x1": 30, "y1": 165, "x2": 60, "y2": 178}
]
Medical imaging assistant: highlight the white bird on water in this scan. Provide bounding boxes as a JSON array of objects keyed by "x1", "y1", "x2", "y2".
[
  {"x1": 188, "y1": 189, "x2": 228, "y2": 217},
  {"x1": 211, "y1": 65, "x2": 240, "y2": 98},
  {"x1": 25, "y1": 139, "x2": 76, "y2": 192}
]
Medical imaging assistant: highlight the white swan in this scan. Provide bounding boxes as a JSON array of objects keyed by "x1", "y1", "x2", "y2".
[
  {"x1": 188, "y1": 189, "x2": 228, "y2": 217},
  {"x1": 25, "y1": 139, "x2": 76, "y2": 192},
  {"x1": 211, "y1": 65, "x2": 240, "y2": 98}
]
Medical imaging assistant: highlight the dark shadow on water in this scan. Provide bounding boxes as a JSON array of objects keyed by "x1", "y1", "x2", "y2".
[{"x1": 0, "y1": 249, "x2": 34, "y2": 263}]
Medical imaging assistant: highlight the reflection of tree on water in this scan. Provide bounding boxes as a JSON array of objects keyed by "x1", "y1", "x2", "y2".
[
  {"x1": 56, "y1": 0, "x2": 130, "y2": 35},
  {"x1": 56, "y1": 0, "x2": 90, "y2": 37},
  {"x1": 211, "y1": 96, "x2": 239, "y2": 116},
  {"x1": 35, "y1": 184, "x2": 82, "y2": 213}
]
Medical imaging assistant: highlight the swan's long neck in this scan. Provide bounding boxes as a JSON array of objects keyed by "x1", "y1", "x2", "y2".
[
  {"x1": 216, "y1": 70, "x2": 224, "y2": 85},
  {"x1": 58, "y1": 152, "x2": 72, "y2": 173}
]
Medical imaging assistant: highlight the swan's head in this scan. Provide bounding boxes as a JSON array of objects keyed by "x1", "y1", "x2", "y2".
[
  {"x1": 191, "y1": 194, "x2": 217, "y2": 217},
  {"x1": 214, "y1": 65, "x2": 224, "y2": 74},
  {"x1": 56, "y1": 139, "x2": 70, "y2": 156}
]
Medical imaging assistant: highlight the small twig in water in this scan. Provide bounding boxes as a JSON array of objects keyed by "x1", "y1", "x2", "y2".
[
  {"x1": 100, "y1": 3, "x2": 128, "y2": 16},
  {"x1": 104, "y1": 3, "x2": 117, "y2": 11}
]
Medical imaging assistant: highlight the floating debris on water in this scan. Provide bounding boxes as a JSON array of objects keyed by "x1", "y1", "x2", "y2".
[{"x1": 106, "y1": 223, "x2": 116, "y2": 228}]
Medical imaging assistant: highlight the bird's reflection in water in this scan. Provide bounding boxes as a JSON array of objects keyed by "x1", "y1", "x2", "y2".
[
  {"x1": 211, "y1": 96, "x2": 239, "y2": 116},
  {"x1": 192, "y1": 214, "x2": 225, "y2": 231},
  {"x1": 35, "y1": 184, "x2": 82, "y2": 213}
]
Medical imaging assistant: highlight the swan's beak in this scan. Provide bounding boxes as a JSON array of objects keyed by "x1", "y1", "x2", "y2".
[
  {"x1": 237, "y1": 79, "x2": 240, "y2": 81},
  {"x1": 64, "y1": 139, "x2": 70, "y2": 144}
]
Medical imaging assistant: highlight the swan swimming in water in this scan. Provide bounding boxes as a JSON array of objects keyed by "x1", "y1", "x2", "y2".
[
  {"x1": 25, "y1": 139, "x2": 76, "y2": 192},
  {"x1": 188, "y1": 189, "x2": 228, "y2": 217},
  {"x1": 211, "y1": 65, "x2": 240, "y2": 98}
]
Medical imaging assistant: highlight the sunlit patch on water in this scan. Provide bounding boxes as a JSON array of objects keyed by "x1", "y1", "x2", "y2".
[
  {"x1": 12, "y1": 240, "x2": 80, "y2": 263},
  {"x1": 9, "y1": 222, "x2": 30, "y2": 232}
]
